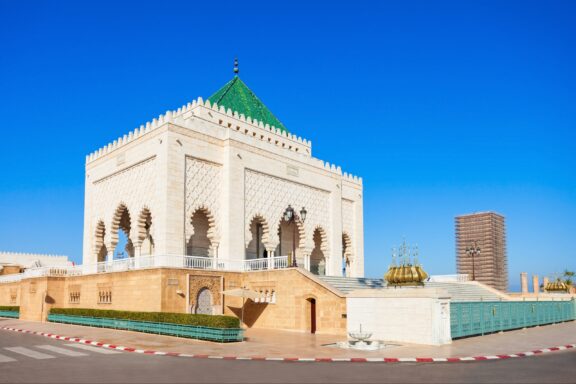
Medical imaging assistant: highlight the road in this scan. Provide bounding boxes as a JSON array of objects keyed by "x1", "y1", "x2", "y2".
[{"x1": 0, "y1": 329, "x2": 575, "y2": 383}]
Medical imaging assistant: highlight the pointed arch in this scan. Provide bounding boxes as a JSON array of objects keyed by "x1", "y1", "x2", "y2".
[
  {"x1": 110, "y1": 203, "x2": 134, "y2": 258},
  {"x1": 246, "y1": 214, "x2": 272, "y2": 258},
  {"x1": 276, "y1": 213, "x2": 307, "y2": 268},
  {"x1": 187, "y1": 206, "x2": 218, "y2": 257},
  {"x1": 110, "y1": 203, "x2": 132, "y2": 249},
  {"x1": 94, "y1": 220, "x2": 107, "y2": 262},
  {"x1": 342, "y1": 232, "x2": 353, "y2": 277},
  {"x1": 310, "y1": 226, "x2": 328, "y2": 275},
  {"x1": 136, "y1": 206, "x2": 153, "y2": 244},
  {"x1": 188, "y1": 205, "x2": 219, "y2": 243},
  {"x1": 313, "y1": 225, "x2": 329, "y2": 253},
  {"x1": 136, "y1": 206, "x2": 155, "y2": 255}
]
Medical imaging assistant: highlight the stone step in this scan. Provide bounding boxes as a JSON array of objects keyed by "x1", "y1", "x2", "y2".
[{"x1": 318, "y1": 276, "x2": 507, "y2": 302}]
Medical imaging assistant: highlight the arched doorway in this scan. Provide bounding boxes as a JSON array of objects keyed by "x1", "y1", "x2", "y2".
[
  {"x1": 111, "y1": 204, "x2": 134, "y2": 259},
  {"x1": 246, "y1": 216, "x2": 269, "y2": 259},
  {"x1": 276, "y1": 218, "x2": 303, "y2": 266},
  {"x1": 306, "y1": 298, "x2": 317, "y2": 334},
  {"x1": 187, "y1": 209, "x2": 213, "y2": 257},
  {"x1": 310, "y1": 228, "x2": 326, "y2": 275},
  {"x1": 196, "y1": 288, "x2": 213, "y2": 315}
]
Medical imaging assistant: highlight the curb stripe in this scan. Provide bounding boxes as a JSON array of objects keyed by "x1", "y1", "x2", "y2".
[{"x1": 0, "y1": 326, "x2": 574, "y2": 363}]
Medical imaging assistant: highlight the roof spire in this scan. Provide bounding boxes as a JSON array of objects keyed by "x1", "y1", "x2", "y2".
[{"x1": 233, "y1": 57, "x2": 239, "y2": 75}]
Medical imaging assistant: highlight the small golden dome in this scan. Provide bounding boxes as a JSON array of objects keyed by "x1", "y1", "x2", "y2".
[
  {"x1": 545, "y1": 279, "x2": 569, "y2": 292},
  {"x1": 385, "y1": 241, "x2": 428, "y2": 286},
  {"x1": 385, "y1": 264, "x2": 428, "y2": 286}
]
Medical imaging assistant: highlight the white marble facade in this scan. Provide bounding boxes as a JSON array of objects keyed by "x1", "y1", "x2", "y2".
[{"x1": 82, "y1": 97, "x2": 364, "y2": 277}]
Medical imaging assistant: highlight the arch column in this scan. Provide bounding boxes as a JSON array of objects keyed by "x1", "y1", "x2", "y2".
[
  {"x1": 265, "y1": 242, "x2": 279, "y2": 269},
  {"x1": 303, "y1": 251, "x2": 311, "y2": 271},
  {"x1": 105, "y1": 241, "x2": 114, "y2": 263},
  {"x1": 130, "y1": 225, "x2": 142, "y2": 268}
]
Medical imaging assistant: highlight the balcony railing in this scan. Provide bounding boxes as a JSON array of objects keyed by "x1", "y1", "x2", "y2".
[{"x1": 0, "y1": 255, "x2": 290, "y2": 283}]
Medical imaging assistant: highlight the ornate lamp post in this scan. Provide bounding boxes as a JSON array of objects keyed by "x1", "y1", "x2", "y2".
[
  {"x1": 465, "y1": 241, "x2": 481, "y2": 281},
  {"x1": 283, "y1": 205, "x2": 307, "y2": 267}
]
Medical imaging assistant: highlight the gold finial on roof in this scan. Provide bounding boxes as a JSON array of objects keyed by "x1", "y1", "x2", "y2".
[
  {"x1": 384, "y1": 240, "x2": 428, "y2": 287},
  {"x1": 234, "y1": 57, "x2": 239, "y2": 75}
]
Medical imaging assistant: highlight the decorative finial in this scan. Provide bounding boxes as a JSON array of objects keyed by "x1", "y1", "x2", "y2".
[{"x1": 234, "y1": 57, "x2": 239, "y2": 75}]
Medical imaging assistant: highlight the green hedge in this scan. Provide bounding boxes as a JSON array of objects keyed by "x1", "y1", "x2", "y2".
[
  {"x1": 49, "y1": 308, "x2": 239, "y2": 329},
  {"x1": 0, "y1": 306, "x2": 19, "y2": 312}
]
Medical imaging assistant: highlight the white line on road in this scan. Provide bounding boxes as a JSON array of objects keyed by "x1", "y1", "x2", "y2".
[
  {"x1": 64, "y1": 343, "x2": 121, "y2": 354},
  {"x1": 0, "y1": 353, "x2": 17, "y2": 363},
  {"x1": 36, "y1": 345, "x2": 88, "y2": 357},
  {"x1": 4, "y1": 347, "x2": 55, "y2": 360}
]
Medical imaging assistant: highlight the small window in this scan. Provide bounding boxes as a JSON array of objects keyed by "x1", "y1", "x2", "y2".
[
  {"x1": 69, "y1": 291, "x2": 80, "y2": 304},
  {"x1": 98, "y1": 289, "x2": 112, "y2": 304}
]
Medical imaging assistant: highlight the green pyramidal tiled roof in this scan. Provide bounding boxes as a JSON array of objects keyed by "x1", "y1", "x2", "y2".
[{"x1": 207, "y1": 76, "x2": 288, "y2": 133}]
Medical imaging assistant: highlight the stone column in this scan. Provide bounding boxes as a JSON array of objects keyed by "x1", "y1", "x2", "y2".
[
  {"x1": 520, "y1": 272, "x2": 528, "y2": 294},
  {"x1": 134, "y1": 245, "x2": 141, "y2": 269},
  {"x1": 106, "y1": 245, "x2": 114, "y2": 263},
  {"x1": 220, "y1": 143, "x2": 246, "y2": 261},
  {"x1": 532, "y1": 275, "x2": 540, "y2": 294},
  {"x1": 543, "y1": 277, "x2": 549, "y2": 291}
]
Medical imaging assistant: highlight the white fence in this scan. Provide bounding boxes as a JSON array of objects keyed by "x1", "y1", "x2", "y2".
[
  {"x1": 428, "y1": 274, "x2": 469, "y2": 282},
  {"x1": 0, "y1": 255, "x2": 290, "y2": 283}
]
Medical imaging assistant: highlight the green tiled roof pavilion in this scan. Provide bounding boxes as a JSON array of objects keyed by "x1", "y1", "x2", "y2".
[{"x1": 207, "y1": 75, "x2": 288, "y2": 133}]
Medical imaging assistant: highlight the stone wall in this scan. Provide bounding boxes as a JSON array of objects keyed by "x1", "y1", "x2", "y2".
[
  {"x1": 240, "y1": 269, "x2": 346, "y2": 335},
  {"x1": 0, "y1": 281, "x2": 21, "y2": 306},
  {"x1": 0, "y1": 268, "x2": 346, "y2": 335},
  {"x1": 346, "y1": 288, "x2": 452, "y2": 345},
  {"x1": 0, "y1": 266, "x2": 22, "y2": 276}
]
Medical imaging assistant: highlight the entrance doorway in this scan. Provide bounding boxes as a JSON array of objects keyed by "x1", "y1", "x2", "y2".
[
  {"x1": 307, "y1": 298, "x2": 316, "y2": 334},
  {"x1": 195, "y1": 288, "x2": 213, "y2": 315}
]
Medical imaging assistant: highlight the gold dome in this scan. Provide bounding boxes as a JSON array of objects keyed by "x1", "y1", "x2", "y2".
[
  {"x1": 385, "y1": 241, "x2": 428, "y2": 286},
  {"x1": 544, "y1": 279, "x2": 569, "y2": 292},
  {"x1": 384, "y1": 264, "x2": 428, "y2": 286}
]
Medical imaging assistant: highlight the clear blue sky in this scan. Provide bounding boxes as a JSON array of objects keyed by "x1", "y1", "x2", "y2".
[{"x1": 0, "y1": 1, "x2": 574, "y2": 290}]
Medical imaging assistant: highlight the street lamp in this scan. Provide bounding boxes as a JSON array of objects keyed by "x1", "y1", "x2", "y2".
[
  {"x1": 465, "y1": 241, "x2": 481, "y2": 281},
  {"x1": 283, "y1": 205, "x2": 307, "y2": 267}
]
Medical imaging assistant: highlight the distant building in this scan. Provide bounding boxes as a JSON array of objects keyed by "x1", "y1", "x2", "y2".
[
  {"x1": 455, "y1": 212, "x2": 508, "y2": 291},
  {"x1": 0, "y1": 251, "x2": 71, "y2": 275}
]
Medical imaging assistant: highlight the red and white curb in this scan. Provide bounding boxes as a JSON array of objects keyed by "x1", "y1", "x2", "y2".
[{"x1": 1, "y1": 326, "x2": 575, "y2": 363}]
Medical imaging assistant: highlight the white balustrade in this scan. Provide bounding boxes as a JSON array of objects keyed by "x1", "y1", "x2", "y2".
[
  {"x1": 0, "y1": 274, "x2": 23, "y2": 283},
  {"x1": 428, "y1": 274, "x2": 469, "y2": 282},
  {"x1": 0, "y1": 254, "x2": 291, "y2": 284},
  {"x1": 243, "y1": 258, "x2": 268, "y2": 271}
]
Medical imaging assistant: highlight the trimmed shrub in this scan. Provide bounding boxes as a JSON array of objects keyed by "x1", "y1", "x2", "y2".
[
  {"x1": 49, "y1": 308, "x2": 239, "y2": 329},
  {"x1": 0, "y1": 306, "x2": 19, "y2": 312}
]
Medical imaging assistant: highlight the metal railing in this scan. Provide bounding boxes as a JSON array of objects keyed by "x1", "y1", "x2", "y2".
[
  {"x1": 48, "y1": 314, "x2": 243, "y2": 342},
  {"x1": 0, "y1": 310, "x2": 19, "y2": 319},
  {"x1": 451, "y1": 299, "x2": 576, "y2": 339},
  {"x1": 0, "y1": 255, "x2": 290, "y2": 283}
]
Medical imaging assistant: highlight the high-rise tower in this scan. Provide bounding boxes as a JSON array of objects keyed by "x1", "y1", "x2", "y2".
[{"x1": 455, "y1": 212, "x2": 508, "y2": 291}]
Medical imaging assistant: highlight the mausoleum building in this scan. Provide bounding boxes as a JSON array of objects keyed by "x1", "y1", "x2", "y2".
[
  {"x1": 4, "y1": 66, "x2": 565, "y2": 344},
  {"x1": 83, "y1": 70, "x2": 364, "y2": 277}
]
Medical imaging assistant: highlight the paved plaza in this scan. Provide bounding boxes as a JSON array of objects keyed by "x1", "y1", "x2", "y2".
[
  {"x1": 1, "y1": 321, "x2": 575, "y2": 384},
  {"x1": 1, "y1": 318, "x2": 575, "y2": 360}
]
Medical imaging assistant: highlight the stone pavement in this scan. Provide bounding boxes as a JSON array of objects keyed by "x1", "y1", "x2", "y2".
[{"x1": 0, "y1": 318, "x2": 575, "y2": 359}]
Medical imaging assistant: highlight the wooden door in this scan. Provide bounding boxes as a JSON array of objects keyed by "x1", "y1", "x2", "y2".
[{"x1": 309, "y1": 298, "x2": 316, "y2": 334}]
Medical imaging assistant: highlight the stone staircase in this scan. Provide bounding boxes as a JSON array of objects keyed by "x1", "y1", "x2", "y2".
[{"x1": 318, "y1": 276, "x2": 510, "y2": 302}]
